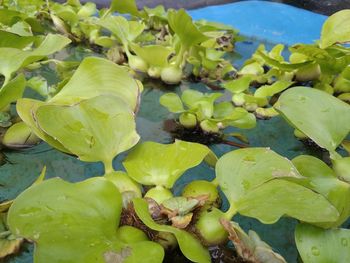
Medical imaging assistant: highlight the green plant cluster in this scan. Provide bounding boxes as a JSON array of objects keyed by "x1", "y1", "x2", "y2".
[{"x1": 0, "y1": 0, "x2": 350, "y2": 262}]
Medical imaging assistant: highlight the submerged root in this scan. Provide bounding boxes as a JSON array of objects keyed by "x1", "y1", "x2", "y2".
[{"x1": 163, "y1": 119, "x2": 248, "y2": 148}]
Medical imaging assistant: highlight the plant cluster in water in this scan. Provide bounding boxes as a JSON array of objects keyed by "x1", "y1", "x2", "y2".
[{"x1": 0, "y1": 0, "x2": 350, "y2": 262}]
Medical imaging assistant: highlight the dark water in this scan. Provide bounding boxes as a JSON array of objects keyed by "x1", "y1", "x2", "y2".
[{"x1": 1, "y1": 39, "x2": 317, "y2": 263}]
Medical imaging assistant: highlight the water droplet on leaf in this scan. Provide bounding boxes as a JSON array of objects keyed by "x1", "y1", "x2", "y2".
[{"x1": 311, "y1": 246, "x2": 320, "y2": 256}]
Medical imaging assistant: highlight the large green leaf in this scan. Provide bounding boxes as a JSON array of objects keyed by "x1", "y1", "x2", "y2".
[
  {"x1": 0, "y1": 31, "x2": 34, "y2": 48},
  {"x1": 320, "y1": 9, "x2": 350, "y2": 49},
  {"x1": 0, "y1": 34, "x2": 70, "y2": 85},
  {"x1": 123, "y1": 140, "x2": 211, "y2": 188},
  {"x1": 98, "y1": 16, "x2": 145, "y2": 46},
  {"x1": 159, "y1": 93, "x2": 184, "y2": 113},
  {"x1": 254, "y1": 80, "x2": 293, "y2": 98},
  {"x1": 256, "y1": 50, "x2": 311, "y2": 71},
  {"x1": 7, "y1": 178, "x2": 164, "y2": 263},
  {"x1": 223, "y1": 75, "x2": 252, "y2": 94},
  {"x1": 109, "y1": 0, "x2": 141, "y2": 17},
  {"x1": 133, "y1": 198, "x2": 210, "y2": 263},
  {"x1": 0, "y1": 74, "x2": 26, "y2": 111},
  {"x1": 216, "y1": 148, "x2": 339, "y2": 224},
  {"x1": 49, "y1": 57, "x2": 141, "y2": 111},
  {"x1": 167, "y1": 9, "x2": 209, "y2": 47},
  {"x1": 130, "y1": 44, "x2": 173, "y2": 67},
  {"x1": 36, "y1": 95, "x2": 140, "y2": 165},
  {"x1": 275, "y1": 87, "x2": 350, "y2": 154},
  {"x1": 16, "y1": 98, "x2": 71, "y2": 153},
  {"x1": 292, "y1": 155, "x2": 350, "y2": 228},
  {"x1": 295, "y1": 224, "x2": 350, "y2": 263}
]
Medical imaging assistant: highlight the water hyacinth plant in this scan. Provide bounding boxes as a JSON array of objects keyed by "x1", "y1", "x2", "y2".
[{"x1": 0, "y1": 0, "x2": 350, "y2": 262}]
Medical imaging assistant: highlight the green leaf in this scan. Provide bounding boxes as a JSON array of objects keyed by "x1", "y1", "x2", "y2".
[
  {"x1": 216, "y1": 148, "x2": 339, "y2": 224},
  {"x1": 167, "y1": 9, "x2": 209, "y2": 47},
  {"x1": 36, "y1": 95, "x2": 140, "y2": 164},
  {"x1": 123, "y1": 140, "x2": 211, "y2": 188},
  {"x1": 292, "y1": 155, "x2": 350, "y2": 228},
  {"x1": 0, "y1": 34, "x2": 70, "y2": 85},
  {"x1": 320, "y1": 9, "x2": 350, "y2": 49},
  {"x1": 0, "y1": 74, "x2": 26, "y2": 111},
  {"x1": 333, "y1": 157, "x2": 350, "y2": 183},
  {"x1": 334, "y1": 65, "x2": 350, "y2": 93},
  {"x1": 130, "y1": 44, "x2": 173, "y2": 67},
  {"x1": 159, "y1": 93, "x2": 184, "y2": 113},
  {"x1": 7, "y1": 178, "x2": 164, "y2": 263},
  {"x1": 2, "y1": 121, "x2": 40, "y2": 149},
  {"x1": 16, "y1": 98, "x2": 71, "y2": 154},
  {"x1": 27, "y1": 76, "x2": 48, "y2": 97},
  {"x1": 181, "y1": 90, "x2": 222, "y2": 119},
  {"x1": 257, "y1": 50, "x2": 311, "y2": 71},
  {"x1": 49, "y1": 57, "x2": 141, "y2": 112},
  {"x1": 109, "y1": 0, "x2": 141, "y2": 17},
  {"x1": 133, "y1": 198, "x2": 210, "y2": 263},
  {"x1": 212, "y1": 103, "x2": 256, "y2": 129},
  {"x1": 0, "y1": 30, "x2": 34, "y2": 48},
  {"x1": 77, "y1": 2, "x2": 97, "y2": 18},
  {"x1": 275, "y1": 87, "x2": 350, "y2": 153},
  {"x1": 223, "y1": 75, "x2": 252, "y2": 94},
  {"x1": 162, "y1": 197, "x2": 198, "y2": 216},
  {"x1": 295, "y1": 224, "x2": 350, "y2": 263},
  {"x1": 254, "y1": 80, "x2": 293, "y2": 98},
  {"x1": 98, "y1": 16, "x2": 145, "y2": 46}
]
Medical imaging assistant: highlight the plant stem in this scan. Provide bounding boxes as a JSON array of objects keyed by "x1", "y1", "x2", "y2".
[
  {"x1": 103, "y1": 159, "x2": 115, "y2": 175},
  {"x1": 175, "y1": 45, "x2": 186, "y2": 68},
  {"x1": 211, "y1": 178, "x2": 219, "y2": 187},
  {"x1": 222, "y1": 139, "x2": 248, "y2": 148},
  {"x1": 224, "y1": 204, "x2": 237, "y2": 220}
]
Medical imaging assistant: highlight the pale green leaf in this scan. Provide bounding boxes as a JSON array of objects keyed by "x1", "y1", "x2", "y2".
[
  {"x1": 295, "y1": 224, "x2": 350, "y2": 263},
  {"x1": 275, "y1": 87, "x2": 350, "y2": 153},
  {"x1": 223, "y1": 75, "x2": 252, "y2": 94},
  {"x1": 7, "y1": 178, "x2": 164, "y2": 263},
  {"x1": 292, "y1": 155, "x2": 350, "y2": 228},
  {"x1": 254, "y1": 80, "x2": 293, "y2": 98},
  {"x1": 98, "y1": 16, "x2": 145, "y2": 45},
  {"x1": 0, "y1": 34, "x2": 70, "y2": 85},
  {"x1": 0, "y1": 74, "x2": 26, "y2": 111},
  {"x1": 320, "y1": 9, "x2": 350, "y2": 49},
  {"x1": 167, "y1": 9, "x2": 209, "y2": 47},
  {"x1": 216, "y1": 148, "x2": 338, "y2": 224},
  {"x1": 130, "y1": 44, "x2": 172, "y2": 67},
  {"x1": 109, "y1": 0, "x2": 141, "y2": 17},
  {"x1": 0, "y1": 30, "x2": 34, "y2": 48},
  {"x1": 49, "y1": 57, "x2": 141, "y2": 112},
  {"x1": 159, "y1": 93, "x2": 184, "y2": 113},
  {"x1": 123, "y1": 140, "x2": 210, "y2": 188},
  {"x1": 36, "y1": 95, "x2": 140, "y2": 164},
  {"x1": 16, "y1": 98, "x2": 71, "y2": 153}
]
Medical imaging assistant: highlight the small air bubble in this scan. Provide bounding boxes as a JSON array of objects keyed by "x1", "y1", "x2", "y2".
[
  {"x1": 341, "y1": 238, "x2": 348, "y2": 247},
  {"x1": 311, "y1": 246, "x2": 320, "y2": 256}
]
